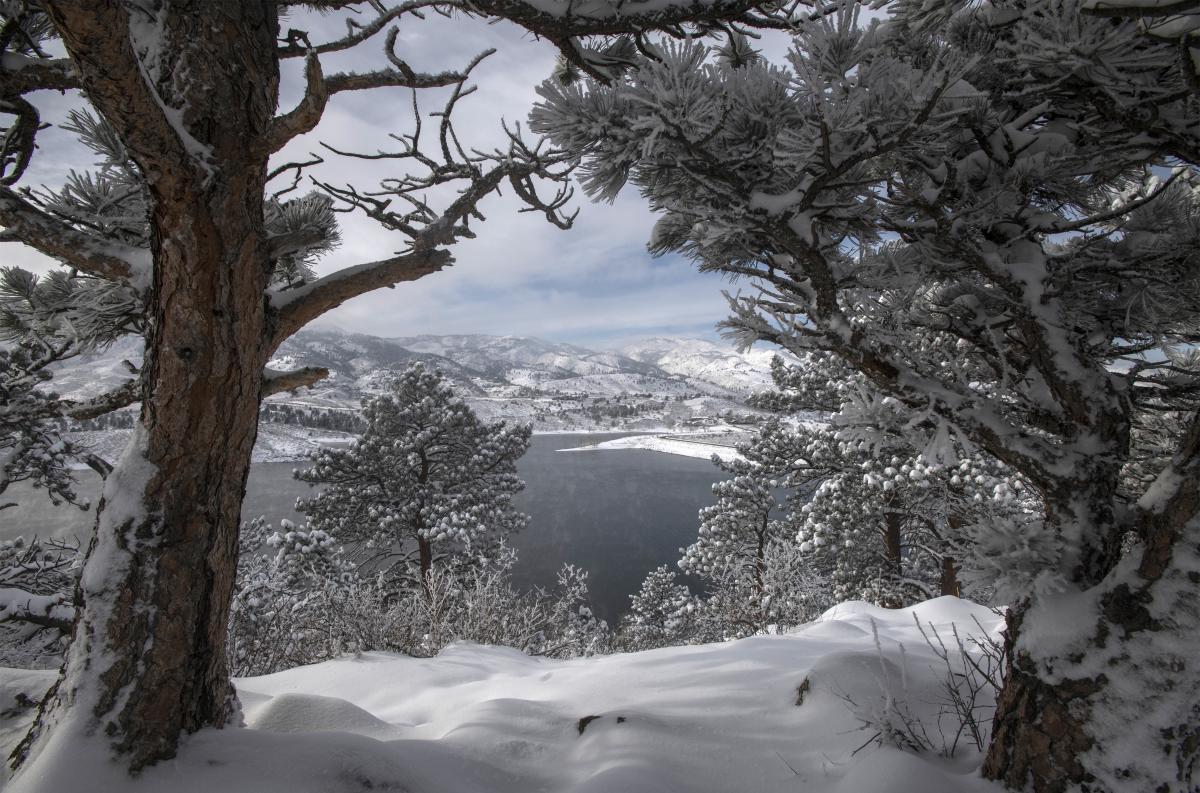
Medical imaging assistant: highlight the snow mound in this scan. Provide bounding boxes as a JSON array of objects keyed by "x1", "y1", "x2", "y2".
[
  {"x1": 246, "y1": 693, "x2": 395, "y2": 737},
  {"x1": 833, "y1": 747, "x2": 983, "y2": 793},
  {"x1": 817, "y1": 596, "x2": 1002, "y2": 634},
  {"x1": 1, "y1": 599, "x2": 1006, "y2": 793}
]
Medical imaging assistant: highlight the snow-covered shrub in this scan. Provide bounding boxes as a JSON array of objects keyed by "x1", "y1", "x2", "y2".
[
  {"x1": 913, "y1": 614, "x2": 1005, "y2": 757},
  {"x1": 228, "y1": 517, "x2": 362, "y2": 677},
  {"x1": 384, "y1": 549, "x2": 609, "y2": 659},
  {"x1": 229, "y1": 526, "x2": 610, "y2": 674},
  {"x1": 838, "y1": 616, "x2": 1005, "y2": 761}
]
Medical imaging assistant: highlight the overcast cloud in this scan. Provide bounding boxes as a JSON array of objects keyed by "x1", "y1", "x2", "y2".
[{"x1": 2, "y1": 10, "x2": 792, "y2": 349}]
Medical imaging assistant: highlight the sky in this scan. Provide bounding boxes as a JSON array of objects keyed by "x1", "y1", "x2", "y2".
[{"x1": 2, "y1": 9, "x2": 793, "y2": 350}]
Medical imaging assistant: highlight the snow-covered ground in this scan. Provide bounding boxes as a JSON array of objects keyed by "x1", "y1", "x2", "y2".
[
  {"x1": 1, "y1": 598, "x2": 1005, "y2": 793},
  {"x1": 559, "y1": 431, "x2": 750, "y2": 462}
]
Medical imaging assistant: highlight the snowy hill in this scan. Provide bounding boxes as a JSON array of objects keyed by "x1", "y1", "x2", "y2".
[
  {"x1": 50, "y1": 330, "x2": 781, "y2": 435},
  {"x1": 619, "y1": 337, "x2": 785, "y2": 395},
  {"x1": 0, "y1": 597, "x2": 1004, "y2": 793}
]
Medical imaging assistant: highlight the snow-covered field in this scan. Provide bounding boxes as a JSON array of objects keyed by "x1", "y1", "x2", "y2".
[
  {"x1": 1, "y1": 598, "x2": 1005, "y2": 793},
  {"x1": 559, "y1": 431, "x2": 750, "y2": 462}
]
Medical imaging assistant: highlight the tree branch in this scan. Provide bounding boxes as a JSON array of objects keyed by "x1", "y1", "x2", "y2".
[
  {"x1": 264, "y1": 35, "x2": 491, "y2": 154},
  {"x1": 277, "y1": 1, "x2": 446, "y2": 59},
  {"x1": 1083, "y1": 0, "x2": 1200, "y2": 17},
  {"x1": 0, "y1": 186, "x2": 146, "y2": 284},
  {"x1": 0, "y1": 53, "x2": 80, "y2": 94},
  {"x1": 269, "y1": 248, "x2": 452, "y2": 348},
  {"x1": 0, "y1": 588, "x2": 75, "y2": 633},
  {"x1": 65, "y1": 379, "x2": 139, "y2": 420},
  {"x1": 262, "y1": 366, "x2": 330, "y2": 397}
]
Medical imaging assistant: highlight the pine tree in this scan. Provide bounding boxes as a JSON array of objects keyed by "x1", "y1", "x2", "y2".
[
  {"x1": 530, "y1": 8, "x2": 1200, "y2": 789},
  {"x1": 0, "y1": 1, "x2": 794, "y2": 771},
  {"x1": 619, "y1": 565, "x2": 698, "y2": 650},
  {"x1": 679, "y1": 419, "x2": 824, "y2": 636},
  {"x1": 296, "y1": 363, "x2": 531, "y2": 594},
  {"x1": 754, "y1": 354, "x2": 1035, "y2": 606}
]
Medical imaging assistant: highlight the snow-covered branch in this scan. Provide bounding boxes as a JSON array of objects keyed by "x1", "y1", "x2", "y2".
[
  {"x1": 0, "y1": 187, "x2": 147, "y2": 284},
  {"x1": 261, "y1": 366, "x2": 330, "y2": 397},
  {"x1": 269, "y1": 248, "x2": 452, "y2": 347},
  {"x1": 0, "y1": 588, "x2": 74, "y2": 633},
  {"x1": 0, "y1": 53, "x2": 79, "y2": 94},
  {"x1": 64, "y1": 379, "x2": 140, "y2": 421}
]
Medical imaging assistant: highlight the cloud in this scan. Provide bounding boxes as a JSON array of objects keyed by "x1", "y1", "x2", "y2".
[{"x1": 5, "y1": 9, "x2": 752, "y2": 348}]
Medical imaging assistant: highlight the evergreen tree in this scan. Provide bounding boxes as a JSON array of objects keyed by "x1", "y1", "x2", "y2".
[
  {"x1": 297, "y1": 363, "x2": 531, "y2": 594},
  {"x1": 531, "y1": 9, "x2": 1200, "y2": 788},
  {"x1": 619, "y1": 565, "x2": 697, "y2": 651},
  {"x1": 680, "y1": 419, "x2": 823, "y2": 636},
  {"x1": 0, "y1": 2, "x2": 796, "y2": 769},
  {"x1": 754, "y1": 354, "x2": 1036, "y2": 606}
]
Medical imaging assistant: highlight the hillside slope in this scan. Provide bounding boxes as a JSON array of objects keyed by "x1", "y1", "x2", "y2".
[{"x1": 2, "y1": 598, "x2": 1004, "y2": 793}]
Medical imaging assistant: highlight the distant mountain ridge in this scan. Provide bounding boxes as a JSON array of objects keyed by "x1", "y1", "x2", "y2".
[{"x1": 51, "y1": 329, "x2": 784, "y2": 433}]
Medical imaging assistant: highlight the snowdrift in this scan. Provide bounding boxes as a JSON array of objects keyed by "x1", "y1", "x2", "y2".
[{"x1": 0, "y1": 597, "x2": 1006, "y2": 793}]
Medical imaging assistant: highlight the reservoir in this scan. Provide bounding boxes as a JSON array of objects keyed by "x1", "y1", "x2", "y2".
[{"x1": 1, "y1": 433, "x2": 724, "y2": 623}]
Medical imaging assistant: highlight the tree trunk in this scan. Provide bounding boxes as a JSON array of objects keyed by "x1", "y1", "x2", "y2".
[
  {"x1": 941, "y1": 515, "x2": 962, "y2": 597},
  {"x1": 938, "y1": 555, "x2": 960, "y2": 597},
  {"x1": 418, "y1": 535, "x2": 434, "y2": 596},
  {"x1": 982, "y1": 495, "x2": 1200, "y2": 791},
  {"x1": 14, "y1": 1, "x2": 280, "y2": 773},
  {"x1": 880, "y1": 507, "x2": 904, "y2": 608}
]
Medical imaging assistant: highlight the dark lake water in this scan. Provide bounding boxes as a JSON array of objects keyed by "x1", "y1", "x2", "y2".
[{"x1": 2, "y1": 434, "x2": 723, "y2": 623}]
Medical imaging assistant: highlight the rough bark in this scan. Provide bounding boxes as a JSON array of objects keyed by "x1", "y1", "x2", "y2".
[
  {"x1": 982, "y1": 606, "x2": 1100, "y2": 792},
  {"x1": 982, "y1": 467, "x2": 1200, "y2": 792},
  {"x1": 13, "y1": 1, "x2": 280, "y2": 773}
]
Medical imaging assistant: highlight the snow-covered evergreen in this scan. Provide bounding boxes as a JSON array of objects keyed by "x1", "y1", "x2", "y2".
[
  {"x1": 296, "y1": 363, "x2": 532, "y2": 593},
  {"x1": 531, "y1": 6, "x2": 1200, "y2": 787},
  {"x1": 618, "y1": 564, "x2": 698, "y2": 650}
]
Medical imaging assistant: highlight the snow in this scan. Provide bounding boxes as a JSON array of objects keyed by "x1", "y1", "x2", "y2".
[
  {"x1": 0, "y1": 597, "x2": 1004, "y2": 793},
  {"x1": 51, "y1": 331, "x2": 771, "y2": 436},
  {"x1": 559, "y1": 431, "x2": 748, "y2": 462},
  {"x1": 618, "y1": 336, "x2": 784, "y2": 396}
]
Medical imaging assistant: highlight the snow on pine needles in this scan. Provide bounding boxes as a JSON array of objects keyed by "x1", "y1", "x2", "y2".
[{"x1": 0, "y1": 597, "x2": 1004, "y2": 793}]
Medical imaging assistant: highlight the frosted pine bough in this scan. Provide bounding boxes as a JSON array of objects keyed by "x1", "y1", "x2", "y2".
[{"x1": 530, "y1": 4, "x2": 1200, "y2": 790}]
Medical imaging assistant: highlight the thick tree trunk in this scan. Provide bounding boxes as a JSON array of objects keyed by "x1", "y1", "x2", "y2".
[
  {"x1": 982, "y1": 493, "x2": 1200, "y2": 792},
  {"x1": 14, "y1": 1, "x2": 281, "y2": 774}
]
